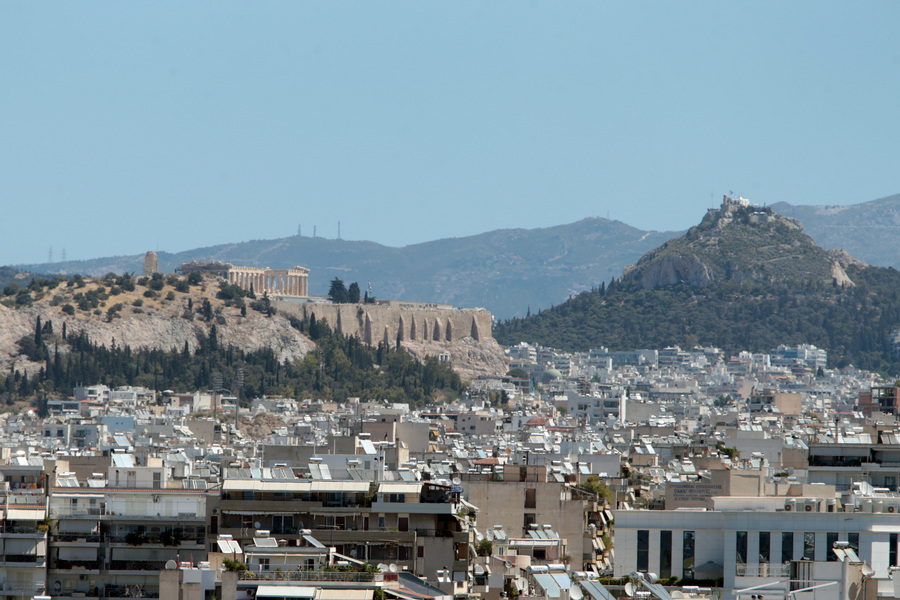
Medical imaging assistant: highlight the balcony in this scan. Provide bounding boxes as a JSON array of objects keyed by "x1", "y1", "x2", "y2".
[
  {"x1": 238, "y1": 570, "x2": 384, "y2": 583},
  {"x1": 1, "y1": 555, "x2": 46, "y2": 567},
  {"x1": 0, "y1": 582, "x2": 45, "y2": 596},
  {"x1": 735, "y1": 563, "x2": 789, "y2": 577},
  {"x1": 53, "y1": 503, "x2": 105, "y2": 515},
  {"x1": 52, "y1": 532, "x2": 104, "y2": 543},
  {"x1": 109, "y1": 560, "x2": 168, "y2": 572}
]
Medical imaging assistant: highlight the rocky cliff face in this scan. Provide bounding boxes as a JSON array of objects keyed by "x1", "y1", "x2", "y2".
[
  {"x1": 623, "y1": 201, "x2": 857, "y2": 290},
  {"x1": 0, "y1": 276, "x2": 504, "y2": 382},
  {"x1": 625, "y1": 254, "x2": 713, "y2": 290},
  {"x1": 0, "y1": 301, "x2": 317, "y2": 375},
  {"x1": 402, "y1": 337, "x2": 508, "y2": 381}
]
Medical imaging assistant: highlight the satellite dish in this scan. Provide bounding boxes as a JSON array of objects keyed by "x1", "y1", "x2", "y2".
[
  {"x1": 165, "y1": 560, "x2": 177, "y2": 570},
  {"x1": 389, "y1": 564, "x2": 398, "y2": 573},
  {"x1": 570, "y1": 587, "x2": 584, "y2": 600},
  {"x1": 863, "y1": 565, "x2": 875, "y2": 578},
  {"x1": 452, "y1": 477, "x2": 462, "y2": 486},
  {"x1": 625, "y1": 583, "x2": 636, "y2": 597},
  {"x1": 254, "y1": 522, "x2": 262, "y2": 530},
  {"x1": 377, "y1": 564, "x2": 389, "y2": 572},
  {"x1": 474, "y1": 565, "x2": 485, "y2": 576}
]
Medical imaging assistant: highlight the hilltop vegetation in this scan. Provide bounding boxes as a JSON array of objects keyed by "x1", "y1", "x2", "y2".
[
  {"x1": 496, "y1": 267, "x2": 900, "y2": 372},
  {"x1": 496, "y1": 203, "x2": 900, "y2": 373}
]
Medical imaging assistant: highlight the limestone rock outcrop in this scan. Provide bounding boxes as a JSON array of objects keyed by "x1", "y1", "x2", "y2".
[
  {"x1": 630, "y1": 254, "x2": 713, "y2": 290},
  {"x1": 402, "y1": 337, "x2": 508, "y2": 381}
]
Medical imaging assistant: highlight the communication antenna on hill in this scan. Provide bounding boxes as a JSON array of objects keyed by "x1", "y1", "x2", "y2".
[
  {"x1": 61, "y1": 248, "x2": 66, "y2": 262},
  {"x1": 313, "y1": 226, "x2": 317, "y2": 238},
  {"x1": 48, "y1": 246, "x2": 53, "y2": 263},
  {"x1": 297, "y1": 224, "x2": 302, "y2": 237},
  {"x1": 338, "y1": 221, "x2": 341, "y2": 240}
]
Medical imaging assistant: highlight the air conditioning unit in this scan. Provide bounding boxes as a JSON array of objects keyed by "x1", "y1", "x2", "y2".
[
  {"x1": 804, "y1": 503, "x2": 813, "y2": 512},
  {"x1": 888, "y1": 504, "x2": 897, "y2": 513},
  {"x1": 784, "y1": 502, "x2": 793, "y2": 512}
]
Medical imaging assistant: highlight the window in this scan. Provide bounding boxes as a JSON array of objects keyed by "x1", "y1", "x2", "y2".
[
  {"x1": 783, "y1": 532, "x2": 794, "y2": 563},
  {"x1": 683, "y1": 531, "x2": 695, "y2": 576},
  {"x1": 523, "y1": 513, "x2": 535, "y2": 534},
  {"x1": 398, "y1": 517, "x2": 409, "y2": 532},
  {"x1": 892, "y1": 533, "x2": 898, "y2": 568},
  {"x1": 378, "y1": 515, "x2": 385, "y2": 530},
  {"x1": 736, "y1": 531, "x2": 748, "y2": 564},
  {"x1": 259, "y1": 558, "x2": 269, "y2": 570},
  {"x1": 849, "y1": 532, "x2": 859, "y2": 553},
  {"x1": 803, "y1": 532, "x2": 815, "y2": 561},
  {"x1": 660, "y1": 531, "x2": 672, "y2": 579},
  {"x1": 272, "y1": 515, "x2": 294, "y2": 534},
  {"x1": 637, "y1": 530, "x2": 649, "y2": 572},
  {"x1": 152, "y1": 472, "x2": 161, "y2": 490},
  {"x1": 418, "y1": 546, "x2": 424, "y2": 558},
  {"x1": 525, "y1": 488, "x2": 536, "y2": 509},
  {"x1": 826, "y1": 532, "x2": 838, "y2": 561},
  {"x1": 759, "y1": 531, "x2": 770, "y2": 564}
]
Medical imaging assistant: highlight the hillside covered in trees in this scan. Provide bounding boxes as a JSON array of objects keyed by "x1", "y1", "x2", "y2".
[
  {"x1": 496, "y1": 203, "x2": 900, "y2": 373},
  {"x1": 3, "y1": 312, "x2": 464, "y2": 411},
  {"x1": 0, "y1": 271, "x2": 467, "y2": 409}
]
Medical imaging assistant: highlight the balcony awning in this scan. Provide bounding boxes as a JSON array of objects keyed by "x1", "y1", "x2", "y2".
[
  {"x1": 377, "y1": 483, "x2": 422, "y2": 494},
  {"x1": 256, "y1": 585, "x2": 317, "y2": 598},
  {"x1": 222, "y1": 480, "x2": 370, "y2": 493},
  {"x1": 59, "y1": 546, "x2": 98, "y2": 561},
  {"x1": 6, "y1": 538, "x2": 45, "y2": 554},
  {"x1": 6, "y1": 508, "x2": 44, "y2": 520},
  {"x1": 316, "y1": 590, "x2": 372, "y2": 600}
]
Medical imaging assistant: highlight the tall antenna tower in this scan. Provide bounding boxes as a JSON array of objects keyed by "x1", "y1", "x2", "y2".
[
  {"x1": 48, "y1": 246, "x2": 53, "y2": 263},
  {"x1": 313, "y1": 226, "x2": 317, "y2": 238},
  {"x1": 297, "y1": 224, "x2": 302, "y2": 237},
  {"x1": 338, "y1": 221, "x2": 341, "y2": 240}
]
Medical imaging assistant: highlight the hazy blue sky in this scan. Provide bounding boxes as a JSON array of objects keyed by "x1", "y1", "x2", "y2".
[{"x1": 2, "y1": 2, "x2": 898, "y2": 265}]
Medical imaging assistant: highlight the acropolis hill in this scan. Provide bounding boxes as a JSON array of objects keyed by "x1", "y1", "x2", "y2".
[
  {"x1": 0, "y1": 264, "x2": 506, "y2": 382},
  {"x1": 177, "y1": 261, "x2": 503, "y2": 378}
]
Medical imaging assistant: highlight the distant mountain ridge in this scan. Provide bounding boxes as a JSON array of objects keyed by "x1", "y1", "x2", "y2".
[
  {"x1": 773, "y1": 192, "x2": 900, "y2": 268},
  {"x1": 15, "y1": 218, "x2": 680, "y2": 319}
]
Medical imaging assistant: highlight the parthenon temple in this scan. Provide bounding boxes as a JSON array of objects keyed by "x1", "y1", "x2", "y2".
[{"x1": 226, "y1": 265, "x2": 309, "y2": 297}]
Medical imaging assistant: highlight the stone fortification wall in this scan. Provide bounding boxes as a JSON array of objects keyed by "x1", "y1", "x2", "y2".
[{"x1": 274, "y1": 300, "x2": 493, "y2": 347}]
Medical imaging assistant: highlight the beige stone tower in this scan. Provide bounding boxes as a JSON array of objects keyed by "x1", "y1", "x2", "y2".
[{"x1": 142, "y1": 251, "x2": 159, "y2": 276}]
